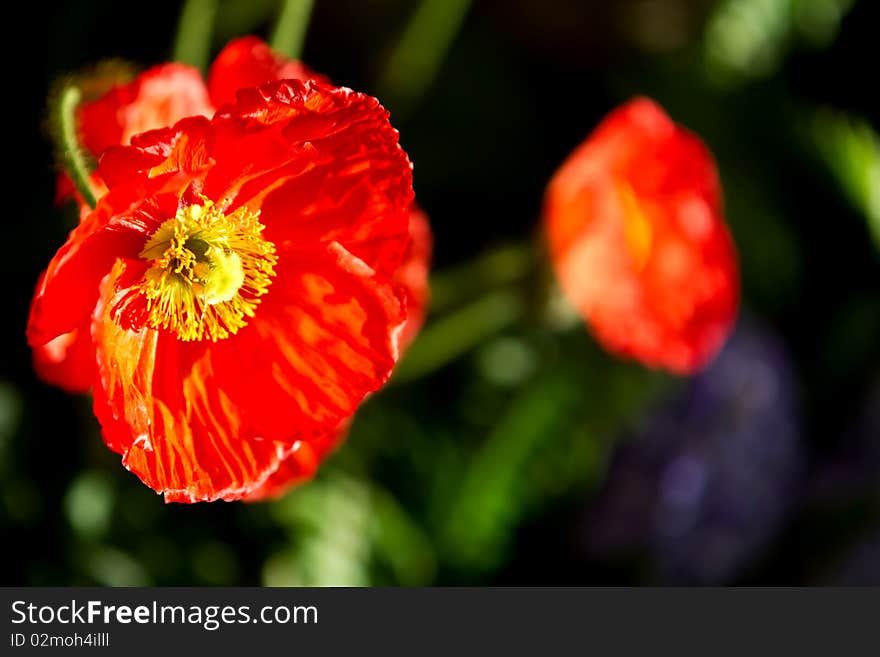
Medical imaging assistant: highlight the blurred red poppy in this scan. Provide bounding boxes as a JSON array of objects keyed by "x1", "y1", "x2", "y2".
[
  {"x1": 544, "y1": 97, "x2": 738, "y2": 373},
  {"x1": 30, "y1": 73, "x2": 417, "y2": 502}
]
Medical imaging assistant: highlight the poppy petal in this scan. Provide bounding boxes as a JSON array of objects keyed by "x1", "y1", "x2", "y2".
[
  {"x1": 98, "y1": 81, "x2": 414, "y2": 278},
  {"x1": 91, "y1": 292, "x2": 284, "y2": 503},
  {"x1": 210, "y1": 242, "x2": 406, "y2": 440},
  {"x1": 78, "y1": 63, "x2": 213, "y2": 157},
  {"x1": 207, "y1": 36, "x2": 331, "y2": 108},
  {"x1": 243, "y1": 420, "x2": 351, "y2": 502},
  {"x1": 26, "y1": 195, "x2": 155, "y2": 348},
  {"x1": 32, "y1": 315, "x2": 95, "y2": 393},
  {"x1": 242, "y1": 207, "x2": 431, "y2": 502},
  {"x1": 216, "y1": 81, "x2": 414, "y2": 276},
  {"x1": 92, "y1": 242, "x2": 405, "y2": 502},
  {"x1": 396, "y1": 206, "x2": 433, "y2": 349}
]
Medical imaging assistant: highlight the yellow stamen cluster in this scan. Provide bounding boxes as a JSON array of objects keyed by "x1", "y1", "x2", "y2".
[{"x1": 137, "y1": 199, "x2": 278, "y2": 341}]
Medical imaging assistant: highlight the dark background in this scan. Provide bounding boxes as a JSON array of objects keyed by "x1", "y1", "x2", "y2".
[{"x1": 2, "y1": 0, "x2": 879, "y2": 585}]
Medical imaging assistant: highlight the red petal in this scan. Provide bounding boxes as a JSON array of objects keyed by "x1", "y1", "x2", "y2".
[
  {"x1": 545, "y1": 98, "x2": 739, "y2": 374},
  {"x1": 78, "y1": 63, "x2": 212, "y2": 157},
  {"x1": 241, "y1": 207, "x2": 427, "y2": 503},
  {"x1": 207, "y1": 36, "x2": 331, "y2": 108},
  {"x1": 99, "y1": 82, "x2": 414, "y2": 279},
  {"x1": 213, "y1": 80, "x2": 413, "y2": 276},
  {"x1": 56, "y1": 64, "x2": 212, "y2": 204},
  {"x1": 32, "y1": 310, "x2": 95, "y2": 393},
  {"x1": 26, "y1": 192, "x2": 156, "y2": 348},
  {"x1": 210, "y1": 243, "x2": 406, "y2": 438},
  {"x1": 91, "y1": 300, "x2": 286, "y2": 503},
  {"x1": 97, "y1": 115, "x2": 215, "y2": 192},
  {"x1": 243, "y1": 420, "x2": 351, "y2": 502},
  {"x1": 92, "y1": 243, "x2": 405, "y2": 502}
]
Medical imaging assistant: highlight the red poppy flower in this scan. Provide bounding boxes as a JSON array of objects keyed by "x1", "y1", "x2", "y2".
[
  {"x1": 29, "y1": 76, "x2": 415, "y2": 502},
  {"x1": 544, "y1": 98, "x2": 738, "y2": 374},
  {"x1": 44, "y1": 38, "x2": 432, "y2": 392},
  {"x1": 37, "y1": 37, "x2": 432, "y2": 502}
]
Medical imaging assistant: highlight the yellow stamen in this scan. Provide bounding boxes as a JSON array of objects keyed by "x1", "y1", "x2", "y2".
[
  {"x1": 617, "y1": 182, "x2": 654, "y2": 271},
  {"x1": 136, "y1": 198, "x2": 277, "y2": 341}
]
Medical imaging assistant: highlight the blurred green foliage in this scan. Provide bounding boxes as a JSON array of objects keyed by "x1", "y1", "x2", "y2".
[
  {"x1": 376, "y1": 0, "x2": 473, "y2": 116},
  {"x1": 810, "y1": 110, "x2": 880, "y2": 249},
  {"x1": 705, "y1": 0, "x2": 855, "y2": 84}
]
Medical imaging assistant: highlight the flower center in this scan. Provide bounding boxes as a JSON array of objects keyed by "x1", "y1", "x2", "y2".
[
  {"x1": 617, "y1": 182, "x2": 654, "y2": 271},
  {"x1": 137, "y1": 199, "x2": 277, "y2": 341}
]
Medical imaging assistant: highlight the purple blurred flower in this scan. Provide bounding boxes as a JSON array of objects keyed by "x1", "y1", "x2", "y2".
[{"x1": 580, "y1": 320, "x2": 805, "y2": 583}]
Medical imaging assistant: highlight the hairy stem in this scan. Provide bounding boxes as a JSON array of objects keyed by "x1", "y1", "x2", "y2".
[{"x1": 55, "y1": 85, "x2": 97, "y2": 209}]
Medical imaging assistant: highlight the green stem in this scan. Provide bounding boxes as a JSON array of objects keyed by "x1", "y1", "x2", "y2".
[
  {"x1": 270, "y1": 0, "x2": 314, "y2": 60},
  {"x1": 439, "y1": 372, "x2": 578, "y2": 568},
  {"x1": 376, "y1": 0, "x2": 473, "y2": 116},
  {"x1": 56, "y1": 86, "x2": 97, "y2": 209},
  {"x1": 172, "y1": 0, "x2": 219, "y2": 71}
]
